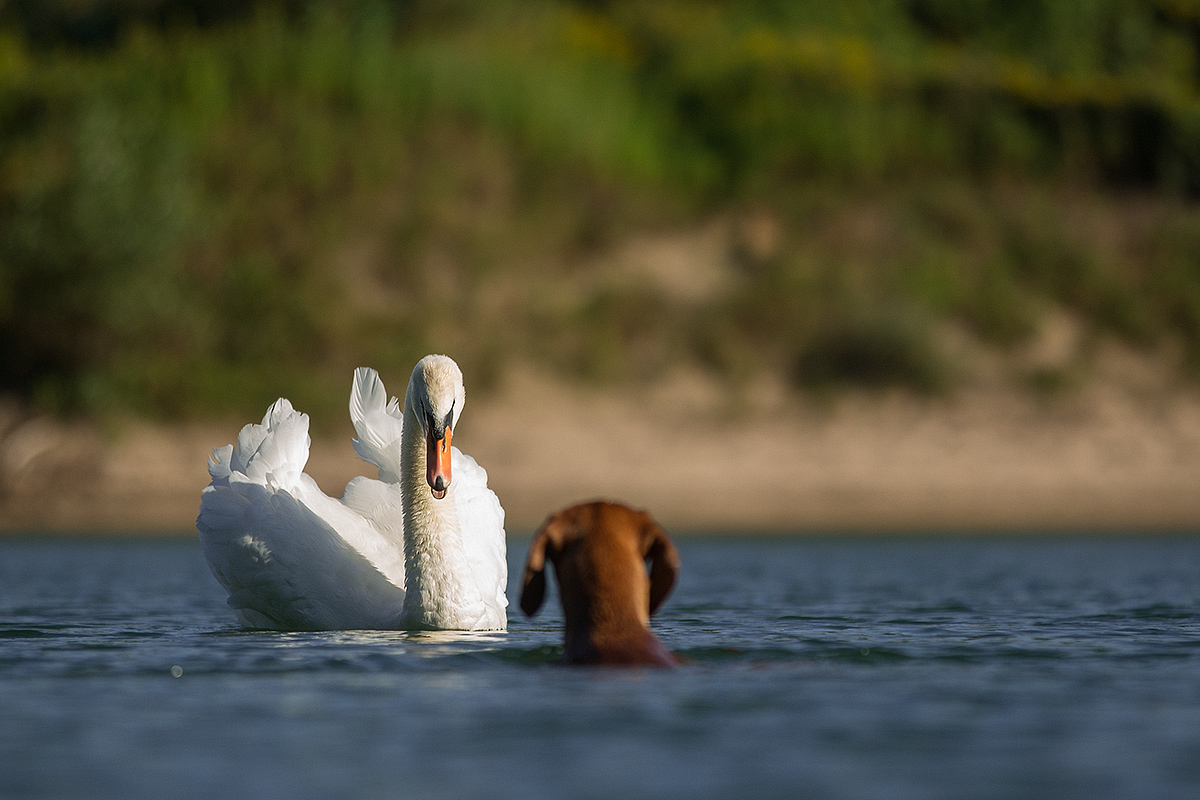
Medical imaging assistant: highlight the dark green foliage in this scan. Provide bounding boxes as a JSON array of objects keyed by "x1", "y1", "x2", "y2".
[
  {"x1": 793, "y1": 313, "x2": 950, "y2": 394},
  {"x1": 3, "y1": 0, "x2": 1200, "y2": 417}
]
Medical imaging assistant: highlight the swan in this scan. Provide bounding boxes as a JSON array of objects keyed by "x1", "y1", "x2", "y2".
[{"x1": 196, "y1": 355, "x2": 507, "y2": 631}]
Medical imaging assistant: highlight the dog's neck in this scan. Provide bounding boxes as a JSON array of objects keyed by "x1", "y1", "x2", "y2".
[{"x1": 563, "y1": 600, "x2": 677, "y2": 666}]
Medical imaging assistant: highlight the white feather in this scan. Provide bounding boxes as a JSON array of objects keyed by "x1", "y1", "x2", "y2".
[{"x1": 349, "y1": 367, "x2": 405, "y2": 483}]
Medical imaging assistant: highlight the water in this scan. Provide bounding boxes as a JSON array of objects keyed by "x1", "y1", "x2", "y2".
[{"x1": 2, "y1": 534, "x2": 1200, "y2": 800}]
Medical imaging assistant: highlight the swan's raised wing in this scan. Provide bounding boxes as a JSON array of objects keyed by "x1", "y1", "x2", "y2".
[
  {"x1": 349, "y1": 367, "x2": 404, "y2": 483},
  {"x1": 197, "y1": 398, "x2": 406, "y2": 630},
  {"x1": 452, "y1": 447, "x2": 508, "y2": 629},
  {"x1": 198, "y1": 477, "x2": 406, "y2": 630}
]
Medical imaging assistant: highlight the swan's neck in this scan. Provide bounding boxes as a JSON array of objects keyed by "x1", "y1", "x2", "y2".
[{"x1": 400, "y1": 395, "x2": 482, "y2": 628}]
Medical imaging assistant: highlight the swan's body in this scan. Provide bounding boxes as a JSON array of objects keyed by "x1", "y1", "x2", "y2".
[{"x1": 197, "y1": 356, "x2": 507, "y2": 631}]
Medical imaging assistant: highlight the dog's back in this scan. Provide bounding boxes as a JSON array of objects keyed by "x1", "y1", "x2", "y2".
[{"x1": 520, "y1": 501, "x2": 680, "y2": 666}]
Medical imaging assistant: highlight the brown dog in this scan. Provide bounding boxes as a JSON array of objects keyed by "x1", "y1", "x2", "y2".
[{"x1": 520, "y1": 501, "x2": 681, "y2": 666}]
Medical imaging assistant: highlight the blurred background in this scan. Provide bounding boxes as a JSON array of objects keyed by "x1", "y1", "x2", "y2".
[{"x1": 3, "y1": 0, "x2": 1200, "y2": 532}]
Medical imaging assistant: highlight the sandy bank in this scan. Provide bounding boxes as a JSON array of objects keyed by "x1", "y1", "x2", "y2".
[{"x1": 2, "y1": 363, "x2": 1199, "y2": 535}]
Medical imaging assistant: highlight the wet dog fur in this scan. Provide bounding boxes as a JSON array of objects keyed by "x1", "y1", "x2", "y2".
[{"x1": 520, "y1": 501, "x2": 680, "y2": 666}]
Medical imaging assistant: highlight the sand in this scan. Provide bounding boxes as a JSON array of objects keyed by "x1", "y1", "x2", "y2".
[{"x1": 2, "y1": 354, "x2": 1199, "y2": 535}]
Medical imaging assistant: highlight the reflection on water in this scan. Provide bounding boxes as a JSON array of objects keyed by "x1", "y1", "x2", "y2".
[
  {"x1": 390, "y1": 629, "x2": 510, "y2": 651},
  {"x1": 1, "y1": 534, "x2": 1199, "y2": 800},
  {"x1": 254, "y1": 628, "x2": 511, "y2": 651}
]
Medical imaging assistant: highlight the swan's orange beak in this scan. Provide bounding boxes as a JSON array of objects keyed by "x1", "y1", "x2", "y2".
[{"x1": 426, "y1": 426, "x2": 452, "y2": 500}]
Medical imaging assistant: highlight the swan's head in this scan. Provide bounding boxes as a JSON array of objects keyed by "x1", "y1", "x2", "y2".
[{"x1": 408, "y1": 354, "x2": 466, "y2": 500}]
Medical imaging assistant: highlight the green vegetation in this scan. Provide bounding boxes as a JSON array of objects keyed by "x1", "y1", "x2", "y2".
[{"x1": 3, "y1": 0, "x2": 1200, "y2": 420}]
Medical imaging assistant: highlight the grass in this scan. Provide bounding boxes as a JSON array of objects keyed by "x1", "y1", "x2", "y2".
[{"x1": 3, "y1": 1, "x2": 1200, "y2": 419}]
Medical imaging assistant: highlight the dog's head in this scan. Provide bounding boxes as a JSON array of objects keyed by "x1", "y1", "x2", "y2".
[{"x1": 519, "y1": 501, "x2": 680, "y2": 618}]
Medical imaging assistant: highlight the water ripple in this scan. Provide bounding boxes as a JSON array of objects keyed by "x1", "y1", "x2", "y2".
[{"x1": 2, "y1": 535, "x2": 1200, "y2": 800}]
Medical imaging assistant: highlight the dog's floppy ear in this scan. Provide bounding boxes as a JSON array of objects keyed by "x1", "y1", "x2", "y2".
[
  {"x1": 520, "y1": 515, "x2": 560, "y2": 616},
  {"x1": 643, "y1": 516, "x2": 680, "y2": 616}
]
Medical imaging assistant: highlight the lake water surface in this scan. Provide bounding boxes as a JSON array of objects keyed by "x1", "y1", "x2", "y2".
[{"x1": 2, "y1": 534, "x2": 1199, "y2": 800}]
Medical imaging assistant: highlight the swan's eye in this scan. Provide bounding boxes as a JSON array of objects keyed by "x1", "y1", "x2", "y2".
[{"x1": 424, "y1": 406, "x2": 449, "y2": 442}]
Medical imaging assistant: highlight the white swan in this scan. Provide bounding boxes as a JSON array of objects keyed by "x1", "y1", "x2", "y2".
[{"x1": 196, "y1": 355, "x2": 507, "y2": 631}]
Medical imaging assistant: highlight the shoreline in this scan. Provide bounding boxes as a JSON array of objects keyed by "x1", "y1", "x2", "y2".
[{"x1": 3, "y1": 366, "x2": 1200, "y2": 536}]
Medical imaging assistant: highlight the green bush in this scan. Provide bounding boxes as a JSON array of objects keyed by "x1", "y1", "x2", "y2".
[
  {"x1": 3, "y1": 0, "x2": 1200, "y2": 416},
  {"x1": 793, "y1": 312, "x2": 950, "y2": 394}
]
